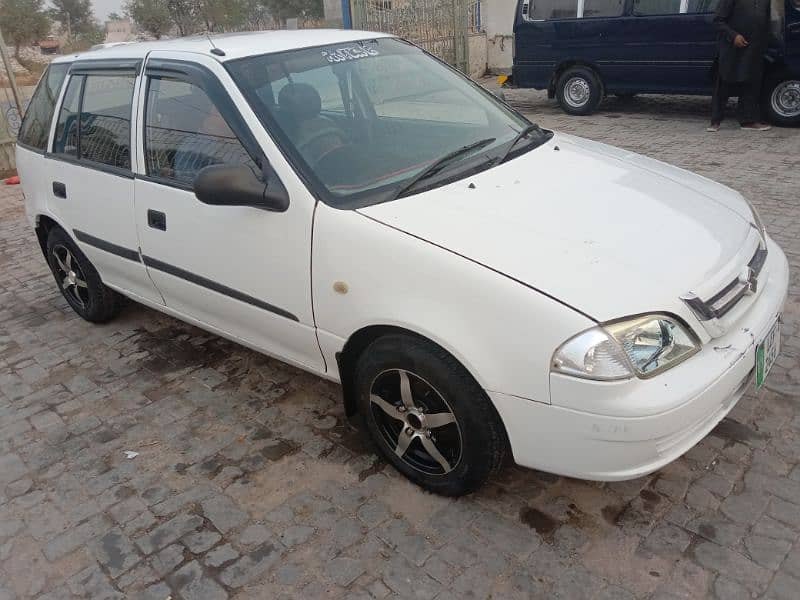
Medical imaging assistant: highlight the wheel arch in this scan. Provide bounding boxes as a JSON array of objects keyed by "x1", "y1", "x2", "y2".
[
  {"x1": 34, "y1": 213, "x2": 69, "y2": 260},
  {"x1": 336, "y1": 324, "x2": 489, "y2": 418}
]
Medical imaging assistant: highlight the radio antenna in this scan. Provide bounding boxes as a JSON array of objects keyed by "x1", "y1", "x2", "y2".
[{"x1": 206, "y1": 31, "x2": 225, "y2": 56}]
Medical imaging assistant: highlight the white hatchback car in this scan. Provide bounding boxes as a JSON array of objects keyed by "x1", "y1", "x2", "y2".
[{"x1": 17, "y1": 30, "x2": 789, "y2": 496}]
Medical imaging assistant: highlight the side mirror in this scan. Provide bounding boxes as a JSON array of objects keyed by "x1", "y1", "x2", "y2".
[{"x1": 193, "y1": 163, "x2": 290, "y2": 212}]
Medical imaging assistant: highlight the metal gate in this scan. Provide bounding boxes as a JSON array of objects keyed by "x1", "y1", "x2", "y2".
[{"x1": 350, "y1": 0, "x2": 470, "y2": 74}]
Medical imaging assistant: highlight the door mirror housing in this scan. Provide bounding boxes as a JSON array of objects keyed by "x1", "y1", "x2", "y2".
[{"x1": 193, "y1": 164, "x2": 290, "y2": 212}]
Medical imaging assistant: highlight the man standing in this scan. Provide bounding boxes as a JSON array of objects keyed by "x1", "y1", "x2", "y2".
[{"x1": 708, "y1": 0, "x2": 772, "y2": 131}]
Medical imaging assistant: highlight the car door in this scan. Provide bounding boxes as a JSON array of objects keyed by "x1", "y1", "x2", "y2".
[
  {"x1": 46, "y1": 60, "x2": 163, "y2": 304},
  {"x1": 615, "y1": 0, "x2": 717, "y2": 93},
  {"x1": 133, "y1": 52, "x2": 324, "y2": 373}
]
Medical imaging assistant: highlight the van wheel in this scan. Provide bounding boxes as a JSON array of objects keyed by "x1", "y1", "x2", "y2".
[
  {"x1": 556, "y1": 67, "x2": 603, "y2": 116},
  {"x1": 354, "y1": 334, "x2": 506, "y2": 496},
  {"x1": 46, "y1": 227, "x2": 123, "y2": 323},
  {"x1": 763, "y1": 76, "x2": 800, "y2": 126}
]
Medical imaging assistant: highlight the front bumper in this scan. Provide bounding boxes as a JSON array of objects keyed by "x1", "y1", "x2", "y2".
[{"x1": 491, "y1": 238, "x2": 789, "y2": 481}]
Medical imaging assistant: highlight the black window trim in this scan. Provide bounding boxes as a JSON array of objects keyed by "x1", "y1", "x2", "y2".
[
  {"x1": 46, "y1": 70, "x2": 137, "y2": 178},
  {"x1": 141, "y1": 58, "x2": 266, "y2": 192},
  {"x1": 69, "y1": 58, "x2": 143, "y2": 76},
  {"x1": 16, "y1": 62, "x2": 73, "y2": 154}
]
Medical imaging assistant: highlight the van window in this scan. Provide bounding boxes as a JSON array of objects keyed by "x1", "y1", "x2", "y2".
[
  {"x1": 583, "y1": 0, "x2": 624, "y2": 17},
  {"x1": 527, "y1": 0, "x2": 579, "y2": 19},
  {"x1": 144, "y1": 77, "x2": 258, "y2": 188},
  {"x1": 686, "y1": 0, "x2": 719, "y2": 12},
  {"x1": 80, "y1": 75, "x2": 135, "y2": 169},
  {"x1": 633, "y1": 0, "x2": 682, "y2": 15},
  {"x1": 53, "y1": 75, "x2": 82, "y2": 157},
  {"x1": 18, "y1": 63, "x2": 69, "y2": 151}
]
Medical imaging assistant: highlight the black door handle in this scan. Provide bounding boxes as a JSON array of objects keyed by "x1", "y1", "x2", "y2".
[
  {"x1": 52, "y1": 181, "x2": 66, "y2": 198},
  {"x1": 147, "y1": 209, "x2": 166, "y2": 231}
]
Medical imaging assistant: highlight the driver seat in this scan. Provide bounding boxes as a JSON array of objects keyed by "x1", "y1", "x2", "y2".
[{"x1": 277, "y1": 83, "x2": 345, "y2": 165}]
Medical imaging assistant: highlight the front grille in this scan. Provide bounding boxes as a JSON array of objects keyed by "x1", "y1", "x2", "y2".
[{"x1": 682, "y1": 244, "x2": 767, "y2": 336}]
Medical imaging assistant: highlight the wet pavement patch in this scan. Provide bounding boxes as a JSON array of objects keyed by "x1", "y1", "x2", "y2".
[
  {"x1": 601, "y1": 504, "x2": 626, "y2": 526},
  {"x1": 520, "y1": 506, "x2": 559, "y2": 537},
  {"x1": 711, "y1": 418, "x2": 767, "y2": 445}
]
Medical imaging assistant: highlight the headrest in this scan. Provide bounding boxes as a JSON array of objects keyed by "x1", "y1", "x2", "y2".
[{"x1": 278, "y1": 83, "x2": 322, "y2": 120}]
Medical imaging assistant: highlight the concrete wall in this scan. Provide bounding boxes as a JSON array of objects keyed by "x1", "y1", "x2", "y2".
[
  {"x1": 482, "y1": 0, "x2": 516, "y2": 72},
  {"x1": 468, "y1": 33, "x2": 487, "y2": 79}
]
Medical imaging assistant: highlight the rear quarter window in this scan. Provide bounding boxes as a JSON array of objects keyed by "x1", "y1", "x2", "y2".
[{"x1": 18, "y1": 63, "x2": 69, "y2": 151}]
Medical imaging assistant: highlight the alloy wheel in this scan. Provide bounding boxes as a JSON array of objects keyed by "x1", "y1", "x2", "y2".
[
  {"x1": 52, "y1": 244, "x2": 89, "y2": 309},
  {"x1": 369, "y1": 369, "x2": 463, "y2": 475}
]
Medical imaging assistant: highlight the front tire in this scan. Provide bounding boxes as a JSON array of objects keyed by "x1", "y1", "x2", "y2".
[
  {"x1": 46, "y1": 227, "x2": 123, "y2": 323},
  {"x1": 763, "y1": 75, "x2": 800, "y2": 127},
  {"x1": 556, "y1": 66, "x2": 603, "y2": 116},
  {"x1": 354, "y1": 334, "x2": 507, "y2": 496}
]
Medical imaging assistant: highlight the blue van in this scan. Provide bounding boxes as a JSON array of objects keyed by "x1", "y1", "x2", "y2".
[{"x1": 509, "y1": 0, "x2": 800, "y2": 125}]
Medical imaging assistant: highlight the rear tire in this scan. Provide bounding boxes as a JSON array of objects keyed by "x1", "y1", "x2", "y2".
[
  {"x1": 762, "y1": 75, "x2": 800, "y2": 127},
  {"x1": 46, "y1": 227, "x2": 123, "y2": 323},
  {"x1": 556, "y1": 66, "x2": 603, "y2": 116},
  {"x1": 354, "y1": 334, "x2": 506, "y2": 496}
]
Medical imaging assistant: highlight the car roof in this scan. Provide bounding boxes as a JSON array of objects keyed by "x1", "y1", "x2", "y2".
[{"x1": 52, "y1": 29, "x2": 395, "y2": 65}]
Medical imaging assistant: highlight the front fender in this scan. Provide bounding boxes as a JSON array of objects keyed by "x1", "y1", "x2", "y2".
[{"x1": 311, "y1": 202, "x2": 595, "y2": 405}]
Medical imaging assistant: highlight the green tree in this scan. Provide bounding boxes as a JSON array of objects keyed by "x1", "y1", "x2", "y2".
[
  {"x1": 123, "y1": 0, "x2": 172, "y2": 38},
  {"x1": 166, "y1": 0, "x2": 198, "y2": 36},
  {"x1": 0, "y1": 0, "x2": 51, "y2": 58},
  {"x1": 49, "y1": 0, "x2": 104, "y2": 47},
  {"x1": 107, "y1": 11, "x2": 123, "y2": 20}
]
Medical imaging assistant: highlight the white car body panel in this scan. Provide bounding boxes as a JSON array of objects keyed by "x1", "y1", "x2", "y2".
[
  {"x1": 312, "y1": 201, "x2": 594, "y2": 402},
  {"x1": 359, "y1": 133, "x2": 758, "y2": 330},
  {"x1": 131, "y1": 51, "x2": 324, "y2": 372},
  {"x1": 496, "y1": 236, "x2": 788, "y2": 480},
  {"x1": 15, "y1": 31, "x2": 791, "y2": 483}
]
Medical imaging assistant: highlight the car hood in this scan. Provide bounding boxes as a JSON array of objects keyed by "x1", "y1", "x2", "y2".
[{"x1": 358, "y1": 133, "x2": 757, "y2": 322}]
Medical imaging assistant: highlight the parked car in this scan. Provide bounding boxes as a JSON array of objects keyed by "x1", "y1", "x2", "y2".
[
  {"x1": 16, "y1": 30, "x2": 789, "y2": 496},
  {"x1": 510, "y1": 0, "x2": 800, "y2": 125}
]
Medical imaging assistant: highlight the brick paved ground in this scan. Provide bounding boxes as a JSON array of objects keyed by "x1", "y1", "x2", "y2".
[{"x1": 0, "y1": 88, "x2": 798, "y2": 600}]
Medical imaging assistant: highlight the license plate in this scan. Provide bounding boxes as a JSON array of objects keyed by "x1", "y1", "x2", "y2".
[{"x1": 755, "y1": 318, "x2": 781, "y2": 390}]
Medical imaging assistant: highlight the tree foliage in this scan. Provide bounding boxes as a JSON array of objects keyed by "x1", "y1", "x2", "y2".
[
  {"x1": 0, "y1": 0, "x2": 51, "y2": 57},
  {"x1": 123, "y1": 0, "x2": 172, "y2": 38},
  {"x1": 49, "y1": 0, "x2": 104, "y2": 47},
  {"x1": 125, "y1": 0, "x2": 324, "y2": 36}
]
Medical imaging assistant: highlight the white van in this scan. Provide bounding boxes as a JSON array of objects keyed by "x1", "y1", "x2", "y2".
[{"x1": 16, "y1": 30, "x2": 789, "y2": 495}]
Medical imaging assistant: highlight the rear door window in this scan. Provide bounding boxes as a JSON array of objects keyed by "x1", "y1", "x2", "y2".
[
  {"x1": 53, "y1": 75, "x2": 82, "y2": 157},
  {"x1": 18, "y1": 63, "x2": 69, "y2": 151},
  {"x1": 80, "y1": 75, "x2": 135, "y2": 169}
]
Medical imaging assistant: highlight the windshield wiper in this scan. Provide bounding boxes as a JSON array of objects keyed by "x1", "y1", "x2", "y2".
[
  {"x1": 394, "y1": 137, "x2": 496, "y2": 199},
  {"x1": 497, "y1": 123, "x2": 544, "y2": 164}
]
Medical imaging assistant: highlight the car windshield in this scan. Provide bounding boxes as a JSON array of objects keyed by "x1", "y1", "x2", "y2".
[{"x1": 227, "y1": 37, "x2": 551, "y2": 208}]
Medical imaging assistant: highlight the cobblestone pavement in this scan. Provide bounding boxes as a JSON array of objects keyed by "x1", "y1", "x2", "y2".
[{"x1": 1, "y1": 87, "x2": 799, "y2": 600}]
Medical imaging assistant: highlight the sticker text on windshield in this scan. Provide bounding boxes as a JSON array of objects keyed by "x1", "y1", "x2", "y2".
[{"x1": 321, "y1": 46, "x2": 380, "y2": 63}]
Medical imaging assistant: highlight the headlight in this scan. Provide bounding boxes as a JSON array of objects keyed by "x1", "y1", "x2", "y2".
[{"x1": 552, "y1": 314, "x2": 700, "y2": 381}]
